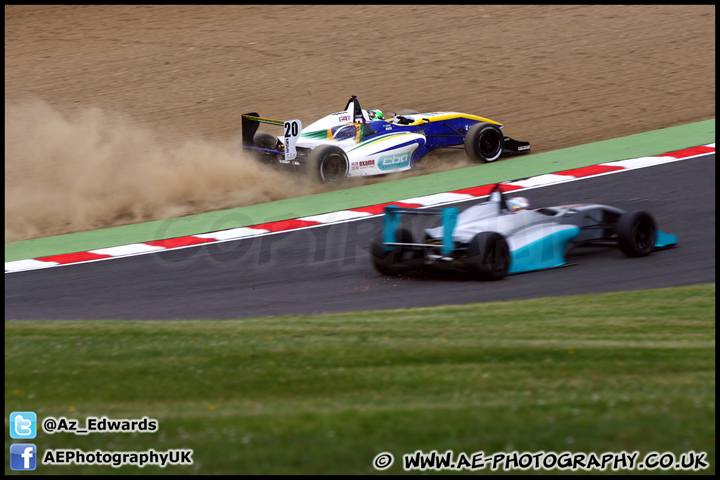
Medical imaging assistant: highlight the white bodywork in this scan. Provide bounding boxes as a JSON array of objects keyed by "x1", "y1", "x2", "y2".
[
  {"x1": 425, "y1": 190, "x2": 582, "y2": 253},
  {"x1": 277, "y1": 104, "x2": 427, "y2": 177}
]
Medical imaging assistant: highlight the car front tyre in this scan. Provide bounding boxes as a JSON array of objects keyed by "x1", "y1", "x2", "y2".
[
  {"x1": 617, "y1": 210, "x2": 657, "y2": 257},
  {"x1": 464, "y1": 123, "x2": 505, "y2": 163}
]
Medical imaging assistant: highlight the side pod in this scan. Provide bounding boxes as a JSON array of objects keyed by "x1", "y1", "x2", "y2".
[{"x1": 507, "y1": 224, "x2": 580, "y2": 274}]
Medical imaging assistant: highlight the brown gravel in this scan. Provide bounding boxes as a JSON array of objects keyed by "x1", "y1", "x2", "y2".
[{"x1": 4, "y1": 5, "x2": 715, "y2": 241}]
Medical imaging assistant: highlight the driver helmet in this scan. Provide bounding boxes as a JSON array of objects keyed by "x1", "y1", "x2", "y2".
[
  {"x1": 368, "y1": 108, "x2": 384, "y2": 121},
  {"x1": 507, "y1": 197, "x2": 530, "y2": 211}
]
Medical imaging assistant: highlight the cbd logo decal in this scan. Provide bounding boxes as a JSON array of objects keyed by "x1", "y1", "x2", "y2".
[{"x1": 378, "y1": 153, "x2": 410, "y2": 171}]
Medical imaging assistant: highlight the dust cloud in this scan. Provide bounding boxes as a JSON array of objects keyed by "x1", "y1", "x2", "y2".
[
  {"x1": 4, "y1": 99, "x2": 477, "y2": 243},
  {"x1": 4, "y1": 99, "x2": 328, "y2": 242}
]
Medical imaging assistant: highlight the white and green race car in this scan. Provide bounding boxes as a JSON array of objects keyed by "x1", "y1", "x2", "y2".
[{"x1": 242, "y1": 96, "x2": 530, "y2": 183}]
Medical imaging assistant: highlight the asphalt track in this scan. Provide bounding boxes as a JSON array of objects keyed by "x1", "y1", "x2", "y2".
[{"x1": 4, "y1": 154, "x2": 715, "y2": 320}]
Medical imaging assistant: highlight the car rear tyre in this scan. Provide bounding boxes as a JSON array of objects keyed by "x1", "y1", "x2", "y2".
[
  {"x1": 308, "y1": 145, "x2": 349, "y2": 184},
  {"x1": 464, "y1": 122, "x2": 505, "y2": 163},
  {"x1": 466, "y1": 232, "x2": 510, "y2": 280},
  {"x1": 253, "y1": 132, "x2": 279, "y2": 163},
  {"x1": 371, "y1": 228, "x2": 415, "y2": 276},
  {"x1": 617, "y1": 210, "x2": 657, "y2": 257}
]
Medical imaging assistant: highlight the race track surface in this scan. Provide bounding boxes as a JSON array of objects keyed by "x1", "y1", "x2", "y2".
[{"x1": 5, "y1": 155, "x2": 714, "y2": 320}]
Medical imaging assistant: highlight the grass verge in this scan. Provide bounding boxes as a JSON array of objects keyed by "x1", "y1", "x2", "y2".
[{"x1": 4, "y1": 284, "x2": 715, "y2": 474}]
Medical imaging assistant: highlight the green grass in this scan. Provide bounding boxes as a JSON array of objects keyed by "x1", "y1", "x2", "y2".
[{"x1": 5, "y1": 284, "x2": 715, "y2": 475}]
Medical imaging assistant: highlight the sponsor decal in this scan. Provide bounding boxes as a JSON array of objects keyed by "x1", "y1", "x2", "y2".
[
  {"x1": 339, "y1": 115, "x2": 351, "y2": 122},
  {"x1": 378, "y1": 153, "x2": 411, "y2": 171},
  {"x1": 351, "y1": 159, "x2": 375, "y2": 170},
  {"x1": 518, "y1": 145, "x2": 530, "y2": 151},
  {"x1": 283, "y1": 119, "x2": 302, "y2": 161}
]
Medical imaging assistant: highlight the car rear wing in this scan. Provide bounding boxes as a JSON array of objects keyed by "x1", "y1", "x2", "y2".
[
  {"x1": 382, "y1": 205, "x2": 459, "y2": 255},
  {"x1": 241, "y1": 113, "x2": 282, "y2": 146},
  {"x1": 241, "y1": 113, "x2": 302, "y2": 161},
  {"x1": 381, "y1": 184, "x2": 512, "y2": 254}
]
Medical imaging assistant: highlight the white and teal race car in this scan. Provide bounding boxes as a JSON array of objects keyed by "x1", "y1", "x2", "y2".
[
  {"x1": 241, "y1": 96, "x2": 529, "y2": 183},
  {"x1": 370, "y1": 184, "x2": 678, "y2": 280}
]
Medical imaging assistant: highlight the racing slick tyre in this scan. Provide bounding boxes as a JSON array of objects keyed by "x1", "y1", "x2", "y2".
[
  {"x1": 252, "y1": 132, "x2": 279, "y2": 163},
  {"x1": 464, "y1": 122, "x2": 505, "y2": 163},
  {"x1": 617, "y1": 210, "x2": 657, "y2": 257},
  {"x1": 371, "y1": 228, "x2": 416, "y2": 276},
  {"x1": 308, "y1": 145, "x2": 349, "y2": 184},
  {"x1": 466, "y1": 232, "x2": 510, "y2": 280}
]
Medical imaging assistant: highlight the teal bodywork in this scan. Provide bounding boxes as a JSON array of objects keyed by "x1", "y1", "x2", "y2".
[
  {"x1": 507, "y1": 226, "x2": 580, "y2": 274},
  {"x1": 654, "y1": 231, "x2": 678, "y2": 248},
  {"x1": 383, "y1": 205, "x2": 458, "y2": 255}
]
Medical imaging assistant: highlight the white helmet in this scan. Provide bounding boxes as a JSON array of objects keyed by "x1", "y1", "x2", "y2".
[
  {"x1": 507, "y1": 197, "x2": 530, "y2": 211},
  {"x1": 368, "y1": 109, "x2": 384, "y2": 121}
]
